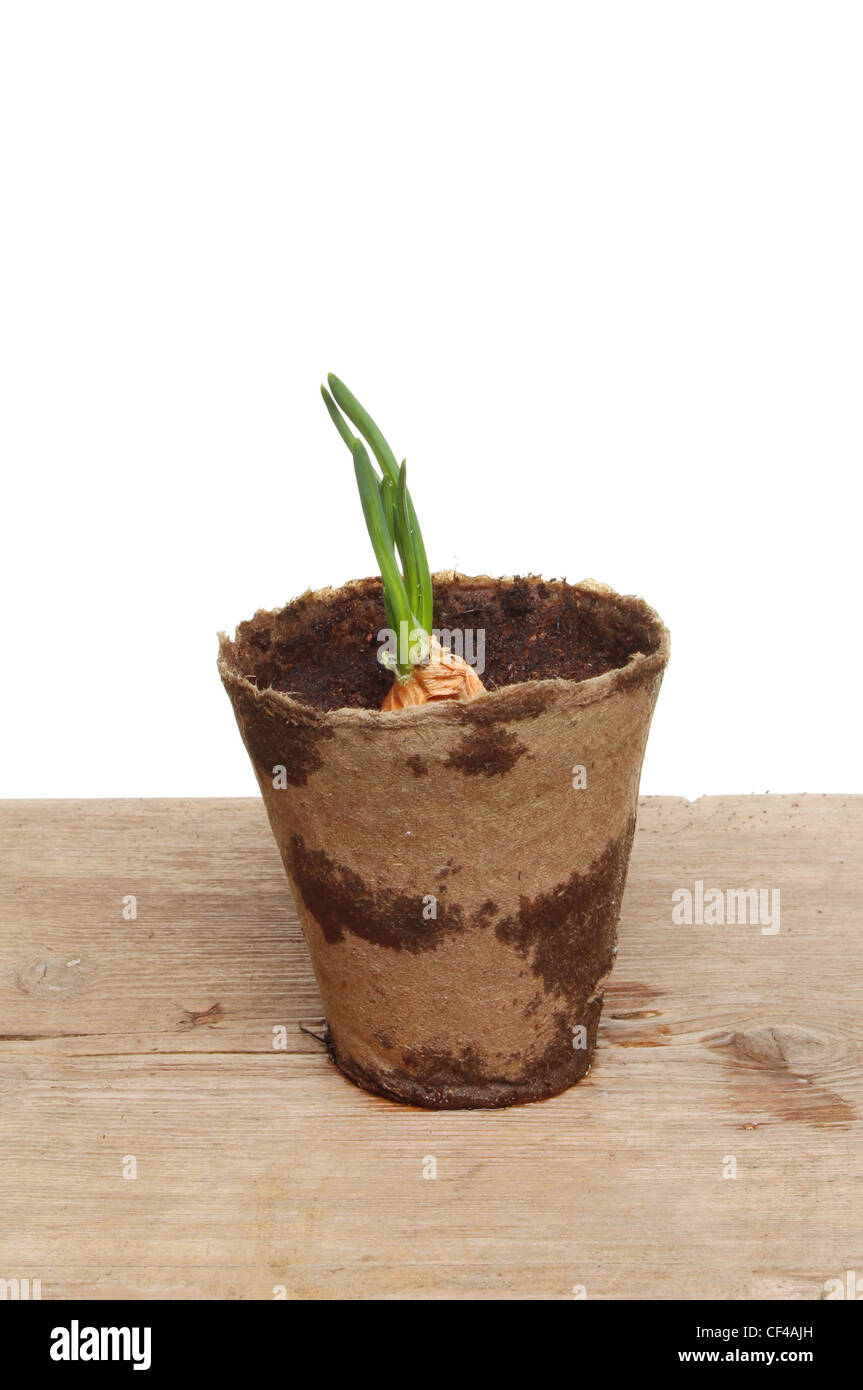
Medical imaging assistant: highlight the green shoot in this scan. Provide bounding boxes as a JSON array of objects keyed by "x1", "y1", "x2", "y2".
[
  {"x1": 321, "y1": 376, "x2": 434, "y2": 674},
  {"x1": 327, "y1": 373, "x2": 399, "y2": 482}
]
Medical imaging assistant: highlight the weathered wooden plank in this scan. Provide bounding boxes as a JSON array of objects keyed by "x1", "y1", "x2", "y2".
[
  {"x1": 0, "y1": 795, "x2": 860, "y2": 1300},
  {"x1": 0, "y1": 799, "x2": 321, "y2": 1055}
]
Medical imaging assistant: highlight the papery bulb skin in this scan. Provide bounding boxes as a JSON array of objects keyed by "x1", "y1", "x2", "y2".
[{"x1": 381, "y1": 636, "x2": 485, "y2": 711}]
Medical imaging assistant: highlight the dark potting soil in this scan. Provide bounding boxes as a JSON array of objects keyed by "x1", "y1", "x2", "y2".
[{"x1": 231, "y1": 575, "x2": 663, "y2": 713}]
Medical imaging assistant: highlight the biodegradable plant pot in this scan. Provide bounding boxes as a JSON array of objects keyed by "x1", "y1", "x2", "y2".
[{"x1": 219, "y1": 574, "x2": 669, "y2": 1109}]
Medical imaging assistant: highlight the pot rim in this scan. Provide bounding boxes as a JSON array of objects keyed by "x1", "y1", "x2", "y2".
[{"x1": 218, "y1": 573, "x2": 670, "y2": 730}]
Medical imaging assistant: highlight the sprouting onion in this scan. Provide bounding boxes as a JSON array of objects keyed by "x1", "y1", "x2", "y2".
[{"x1": 321, "y1": 374, "x2": 433, "y2": 681}]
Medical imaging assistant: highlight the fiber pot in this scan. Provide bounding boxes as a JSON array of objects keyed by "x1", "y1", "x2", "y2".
[{"x1": 218, "y1": 574, "x2": 669, "y2": 1109}]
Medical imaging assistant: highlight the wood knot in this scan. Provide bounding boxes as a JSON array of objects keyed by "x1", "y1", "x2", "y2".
[
  {"x1": 732, "y1": 1024, "x2": 835, "y2": 1072},
  {"x1": 16, "y1": 955, "x2": 91, "y2": 998},
  {"x1": 178, "y1": 1002, "x2": 224, "y2": 1029}
]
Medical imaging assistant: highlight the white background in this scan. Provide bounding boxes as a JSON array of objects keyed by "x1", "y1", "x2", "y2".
[{"x1": 1, "y1": 1, "x2": 860, "y2": 799}]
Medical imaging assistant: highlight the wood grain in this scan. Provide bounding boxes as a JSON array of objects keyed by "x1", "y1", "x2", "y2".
[{"x1": 0, "y1": 794, "x2": 860, "y2": 1300}]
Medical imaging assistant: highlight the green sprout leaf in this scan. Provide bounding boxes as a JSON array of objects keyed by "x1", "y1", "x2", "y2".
[
  {"x1": 379, "y1": 475, "x2": 397, "y2": 545},
  {"x1": 328, "y1": 373, "x2": 399, "y2": 483},
  {"x1": 351, "y1": 439, "x2": 414, "y2": 679},
  {"x1": 395, "y1": 461, "x2": 421, "y2": 630},
  {"x1": 320, "y1": 384, "x2": 356, "y2": 453},
  {"x1": 406, "y1": 484, "x2": 433, "y2": 635},
  {"x1": 322, "y1": 375, "x2": 435, "y2": 669}
]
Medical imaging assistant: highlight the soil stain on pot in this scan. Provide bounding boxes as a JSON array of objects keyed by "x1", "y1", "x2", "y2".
[
  {"x1": 289, "y1": 834, "x2": 503, "y2": 953},
  {"x1": 331, "y1": 991, "x2": 605, "y2": 1109},
  {"x1": 230, "y1": 685, "x2": 333, "y2": 786},
  {"x1": 290, "y1": 834, "x2": 464, "y2": 951},
  {"x1": 290, "y1": 814, "x2": 634, "y2": 979},
  {"x1": 495, "y1": 815, "x2": 637, "y2": 1004},
  {"x1": 406, "y1": 993, "x2": 605, "y2": 1091},
  {"x1": 290, "y1": 817, "x2": 637, "y2": 1105},
  {"x1": 445, "y1": 725, "x2": 528, "y2": 777}
]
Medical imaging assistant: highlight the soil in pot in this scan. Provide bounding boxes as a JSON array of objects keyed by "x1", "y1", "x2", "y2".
[
  {"x1": 232, "y1": 574, "x2": 659, "y2": 709},
  {"x1": 219, "y1": 574, "x2": 669, "y2": 1109}
]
